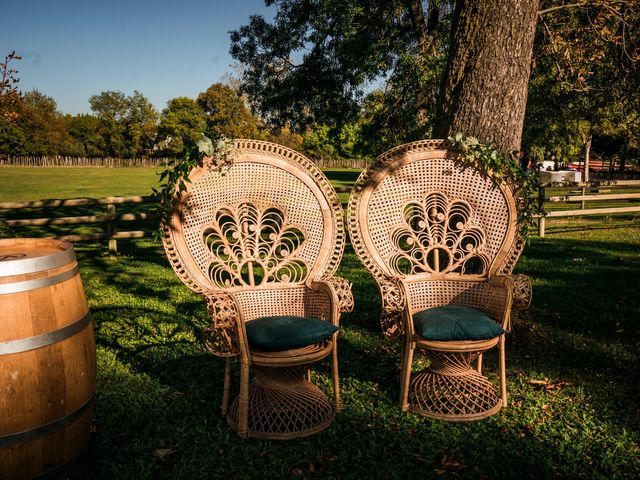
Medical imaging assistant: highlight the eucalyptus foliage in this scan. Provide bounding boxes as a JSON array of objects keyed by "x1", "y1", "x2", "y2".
[
  {"x1": 449, "y1": 134, "x2": 542, "y2": 237},
  {"x1": 153, "y1": 134, "x2": 236, "y2": 238}
]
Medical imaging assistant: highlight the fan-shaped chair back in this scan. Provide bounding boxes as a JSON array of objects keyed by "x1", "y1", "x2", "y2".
[
  {"x1": 163, "y1": 140, "x2": 345, "y2": 294},
  {"x1": 348, "y1": 140, "x2": 522, "y2": 285}
]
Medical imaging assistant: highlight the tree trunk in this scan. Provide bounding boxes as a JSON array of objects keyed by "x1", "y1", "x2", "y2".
[
  {"x1": 433, "y1": 0, "x2": 540, "y2": 151},
  {"x1": 583, "y1": 134, "x2": 592, "y2": 183}
]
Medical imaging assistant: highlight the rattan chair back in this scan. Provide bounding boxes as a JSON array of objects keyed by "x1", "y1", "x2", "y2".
[
  {"x1": 163, "y1": 139, "x2": 345, "y2": 294},
  {"x1": 348, "y1": 139, "x2": 522, "y2": 285}
]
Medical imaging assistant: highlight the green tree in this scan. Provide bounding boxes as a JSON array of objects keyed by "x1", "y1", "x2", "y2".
[
  {"x1": 156, "y1": 97, "x2": 207, "y2": 156},
  {"x1": 0, "y1": 51, "x2": 26, "y2": 155},
  {"x1": 12, "y1": 90, "x2": 79, "y2": 156},
  {"x1": 265, "y1": 125, "x2": 304, "y2": 152},
  {"x1": 0, "y1": 115, "x2": 27, "y2": 155},
  {"x1": 230, "y1": 0, "x2": 447, "y2": 137},
  {"x1": 231, "y1": 0, "x2": 545, "y2": 152},
  {"x1": 0, "y1": 51, "x2": 22, "y2": 123},
  {"x1": 196, "y1": 83, "x2": 260, "y2": 139},
  {"x1": 302, "y1": 124, "x2": 336, "y2": 160},
  {"x1": 89, "y1": 90, "x2": 159, "y2": 158},
  {"x1": 526, "y1": 0, "x2": 640, "y2": 178},
  {"x1": 89, "y1": 90, "x2": 128, "y2": 157},
  {"x1": 66, "y1": 114, "x2": 106, "y2": 157},
  {"x1": 125, "y1": 91, "x2": 159, "y2": 157},
  {"x1": 232, "y1": 0, "x2": 638, "y2": 157},
  {"x1": 433, "y1": 0, "x2": 540, "y2": 150}
]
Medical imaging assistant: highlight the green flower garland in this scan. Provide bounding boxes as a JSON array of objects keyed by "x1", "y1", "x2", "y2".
[
  {"x1": 153, "y1": 134, "x2": 236, "y2": 238},
  {"x1": 448, "y1": 133, "x2": 542, "y2": 237}
]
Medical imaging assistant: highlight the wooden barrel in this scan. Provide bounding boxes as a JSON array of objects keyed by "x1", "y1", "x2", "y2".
[{"x1": 0, "y1": 239, "x2": 96, "y2": 480}]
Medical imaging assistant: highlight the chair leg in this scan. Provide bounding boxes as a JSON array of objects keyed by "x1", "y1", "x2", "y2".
[
  {"x1": 477, "y1": 353, "x2": 483, "y2": 374},
  {"x1": 221, "y1": 357, "x2": 232, "y2": 416},
  {"x1": 237, "y1": 358, "x2": 250, "y2": 438},
  {"x1": 399, "y1": 339, "x2": 414, "y2": 412},
  {"x1": 331, "y1": 338, "x2": 342, "y2": 412},
  {"x1": 499, "y1": 335, "x2": 507, "y2": 407}
]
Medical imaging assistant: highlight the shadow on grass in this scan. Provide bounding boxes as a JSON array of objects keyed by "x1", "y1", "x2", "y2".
[
  {"x1": 63, "y1": 233, "x2": 639, "y2": 479},
  {"x1": 510, "y1": 235, "x2": 640, "y2": 430},
  {"x1": 323, "y1": 169, "x2": 362, "y2": 183}
]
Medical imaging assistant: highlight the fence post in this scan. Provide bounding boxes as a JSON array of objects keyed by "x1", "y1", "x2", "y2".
[
  {"x1": 537, "y1": 184, "x2": 546, "y2": 237},
  {"x1": 107, "y1": 203, "x2": 117, "y2": 255},
  {"x1": 581, "y1": 186, "x2": 586, "y2": 210},
  {"x1": 538, "y1": 184, "x2": 546, "y2": 211}
]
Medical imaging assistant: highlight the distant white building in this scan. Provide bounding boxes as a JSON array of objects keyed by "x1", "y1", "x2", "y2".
[{"x1": 539, "y1": 169, "x2": 582, "y2": 183}]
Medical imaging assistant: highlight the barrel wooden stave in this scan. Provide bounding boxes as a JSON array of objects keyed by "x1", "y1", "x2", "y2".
[{"x1": 0, "y1": 239, "x2": 96, "y2": 480}]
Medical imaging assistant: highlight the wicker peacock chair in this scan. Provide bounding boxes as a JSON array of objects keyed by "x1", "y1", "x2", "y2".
[
  {"x1": 162, "y1": 140, "x2": 353, "y2": 439},
  {"x1": 347, "y1": 139, "x2": 530, "y2": 421}
]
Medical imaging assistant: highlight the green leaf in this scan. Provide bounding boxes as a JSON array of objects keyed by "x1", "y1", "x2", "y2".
[{"x1": 195, "y1": 134, "x2": 214, "y2": 156}]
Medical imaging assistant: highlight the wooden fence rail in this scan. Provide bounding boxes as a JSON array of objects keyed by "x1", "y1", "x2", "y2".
[
  {"x1": 1, "y1": 156, "x2": 168, "y2": 167},
  {"x1": 1, "y1": 155, "x2": 371, "y2": 169},
  {"x1": 0, "y1": 195, "x2": 158, "y2": 254},
  {"x1": 537, "y1": 189, "x2": 640, "y2": 237},
  {"x1": 2, "y1": 188, "x2": 640, "y2": 248}
]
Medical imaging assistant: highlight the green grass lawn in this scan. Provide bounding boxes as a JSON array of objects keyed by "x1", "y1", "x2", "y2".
[
  {"x1": 1, "y1": 167, "x2": 639, "y2": 479},
  {"x1": 67, "y1": 228, "x2": 638, "y2": 480},
  {"x1": 0, "y1": 167, "x2": 162, "y2": 202}
]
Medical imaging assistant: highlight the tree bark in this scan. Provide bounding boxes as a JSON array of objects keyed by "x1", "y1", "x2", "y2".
[
  {"x1": 583, "y1": 133, "x2": 592, "y2": 183},
  {"x1": 433, "y1": 0, "x2": 540, "y2": 151}
]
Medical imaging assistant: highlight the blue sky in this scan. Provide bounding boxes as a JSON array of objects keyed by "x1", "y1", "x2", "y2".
[{"x1": 1, "y1": 0, "x2": 274, "y2": 115}]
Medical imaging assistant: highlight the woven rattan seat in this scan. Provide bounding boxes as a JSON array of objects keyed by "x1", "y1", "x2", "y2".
[
  {"x1": 348, "y1": 139, "x2": 529, "y2": 421},
  {"x1": 163, "y1": 140, "x2": 353, "y2": 439}
]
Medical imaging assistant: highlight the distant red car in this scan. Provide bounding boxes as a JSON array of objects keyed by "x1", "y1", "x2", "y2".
[{"x1": 569, "y1": 160, "x2": 610, "y2": 172}]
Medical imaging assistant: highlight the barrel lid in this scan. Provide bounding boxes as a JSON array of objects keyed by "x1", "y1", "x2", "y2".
[{"x1": 0, "y1": 238, "x2": 76, "y2": 276}]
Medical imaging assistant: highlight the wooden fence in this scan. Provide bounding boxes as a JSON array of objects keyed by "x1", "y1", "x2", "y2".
[
  {"x1": 0, "y1": 155, "x2": 370, "y2": 169},
  {"x1": 0, "y1": 156, "x2": 167, "y2": 167},
  {"x1": 2, "y1": 187, "x2": 640, "y2": 250},
  {"x1": 537, "y1": 186, "x2": 640, "y2": 237},
  {"x1": 0, "y1": 196, "x2": 157, "y2": 254}
]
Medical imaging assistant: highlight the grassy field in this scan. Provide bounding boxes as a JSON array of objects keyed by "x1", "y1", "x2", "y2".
[
  {"x1": 0, "y1": 167, "x2": 362, "y2": 203},
  {"x1": 1, "y1": 167, "x2": 639, "y2": 479},
  {"x1": 0, "y1": 167, "x2": 162, "y2": 202}
]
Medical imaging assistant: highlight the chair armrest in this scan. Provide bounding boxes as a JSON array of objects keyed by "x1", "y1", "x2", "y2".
[
  {"x1": 378, "y1": 276, "x2": 408, "y2": 337},
  {"x1": 313, "y1": 276, "x2": 354, "y2": 314},
  {"x1": 203, "y1": 291, "x2": 242, "y2": 357},
  {"x1": 509, "y1": 274, "x2": 533, "y2": 311},
  {"x1": 308, "y1": 277, "x2": 351, "y2": 326},
  {"x1": 487, "y1": 275, "x2": 515, "y2": 331}
]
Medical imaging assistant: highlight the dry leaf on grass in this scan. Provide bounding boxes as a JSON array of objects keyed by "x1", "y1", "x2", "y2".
[
  {"x1": 153, "y1": 449, "x2": 175, "y2": 460},
  {"x1": 435, "y1": 454, "x2": 466, "y2": 474},
  {"x1": 527, "y1": 378, "x2": 572, "y2": 390}
]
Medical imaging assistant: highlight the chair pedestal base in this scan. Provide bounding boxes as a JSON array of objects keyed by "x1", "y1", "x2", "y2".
[
  {"x1": 227, "y1": 365, "x2": 335, "y2": 440},
  {"x1": 408, "y1": 350, "x2": 502, "y2": 422}
]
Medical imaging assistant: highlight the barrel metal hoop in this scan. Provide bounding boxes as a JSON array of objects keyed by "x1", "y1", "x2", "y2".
[
  {"x1": 0, "y1": 265, "x2": 79, "y2": 295},
  {"x1": 0, "y1": 246, "x2": 76, "y2": 277},
  {"x1": 0, "y1": 396, "x2": 93, "y2": 447},
  {"x1": 0, "y1": 311, "x2": 92, "y2": 356}
]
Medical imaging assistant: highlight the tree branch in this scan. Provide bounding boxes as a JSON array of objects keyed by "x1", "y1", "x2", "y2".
[
  {"x1": 404, "y1": 0, "x2": 440, "y2": 55},
  {"x1": 538, "y1": 0, "x2": 631, "y2": 17}
]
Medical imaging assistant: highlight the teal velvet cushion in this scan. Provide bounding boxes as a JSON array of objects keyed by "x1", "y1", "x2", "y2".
[
  {"x1": 245, "y1": 315, "x2": 338, "y2": 351},
  {"x1": 413, "y1": 306, "x2": 504, "y2": 341}
]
